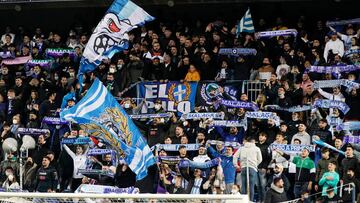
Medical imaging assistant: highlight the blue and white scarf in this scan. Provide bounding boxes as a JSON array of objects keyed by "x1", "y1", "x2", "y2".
[
  {"x1": 152, "y1": 144, "x2": 200, "y2": 152},
  {"x1": 337, "y1": 121, "x2": 360, "y2": 131},
  {"x1": 26, "y1": 59, "x2": 53, "y2": 70},
  {"x1": 87, "y1": 148, "x2": 114, "y2": 156},
  {"x1": 312, "y1": 99, "x2": 350, "y2": 114},
  {"x1": 61, "y1": 137, "x2": 92, "y2": 145},
  {"x1": 220, "y1": 100, "x2": 259, "y2": 111},
  {"x1": 308, "y1": 65, "x2": 360, "y2": 74},
  {"x1": 17, "y1": 128, "x2": 50, "y2": 135},
  {"x1": 265, "y1": 105, "x2": 312, "y2": 112},
  {"x1": 42, "y1": 117, "x2": 68, "y2": 125},
  {"x1": 206, "y1": 140, "x2": 241, "y2": 148},
  {"x1": 344, "y1": 49, "x2": 360, "y2": 57},
  {"x1": 76, "y1": 183, "x2": 144, "y2": 195},
  {"x1": 45, "y1": 48, "x2": 75, "y2": 58},
  {"x1": 210, "y1": 120, "x2": 246, "y2": 128},
  {"x1": 255, "y1": 29, "x2": 298, "y2": 39},
  {"x1": 158, "y1": 156, "x2": 182, "y2": 165},
  {"x1": 219, "y1": 48, "x2": 257, "y2": 56},
  {"x1": 245, "y1": 111, "x2": 280, "y2": 126},
  {"x1": 269, "y1": 144, "x2": 315, "y2": 154},
  {"x1": 326, "y1": 18, "x2": 360, "y2": 26},
  {"x1": 343, "y1": 136, "x2": 360, "y2": 144},
  {"x1": 182, "y1": 112, "x2": 224, "y2": 120},
  {"x1": 178, "y1": 158, "x2": 220, "y2": 169},
  {"x1": 129, "y1": 113, "x2": 172, "y2": 119},
  {"x1": 313, "y1": 79, "x2": 359, "y2": 90}
]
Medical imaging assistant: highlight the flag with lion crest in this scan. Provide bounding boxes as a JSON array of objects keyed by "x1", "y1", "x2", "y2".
[{"x1": 60, "y1": 78, "x2": 155, "y2": 180}]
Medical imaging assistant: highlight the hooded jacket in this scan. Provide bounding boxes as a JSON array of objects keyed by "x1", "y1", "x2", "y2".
[{"x1": 233, "y1": 142, "x2": 262, "y2": 172}]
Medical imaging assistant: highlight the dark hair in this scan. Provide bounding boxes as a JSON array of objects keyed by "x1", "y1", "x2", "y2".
[
  {"x1": 178, "y1": 145, "x2": 187, "y2": 150},
  {"x1": 321, "y1": 148, "x2": 329, "y2": 153},
  {"x1": 43, "y1": 156, "x2": 51, "y2": 161},
  {"x1": 293, "y1": 138, "x2": 302, "y2": 144}
]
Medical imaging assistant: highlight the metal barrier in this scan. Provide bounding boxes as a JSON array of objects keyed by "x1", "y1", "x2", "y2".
[{"x1": 241, "y1": 80, "x2": 265, "y2": 102}]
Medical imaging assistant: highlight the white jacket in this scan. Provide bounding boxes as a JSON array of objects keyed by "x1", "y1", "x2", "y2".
[
  {"x1": 233, "y1": 142, "x2": 262, "y2": 172},
  {"x1": 323, "y1": 39, "x2": 344, "y2": 60}
]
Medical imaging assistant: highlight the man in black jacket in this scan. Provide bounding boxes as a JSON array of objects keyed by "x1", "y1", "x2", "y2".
[
  {"x1": 265, "y1": 177, "x2": 288, "y2": 203},
  {"x1": 341, "y1": 145, "x2": 360, "y2": 179},
  {"x1": 342, "y1": 168, "x2": 360, "y2": 203},
  {"x1": 312, "y1": 119, "x2": 332, "y2": 145},
  {"x1": 34, "y1": 156, "x2": 58, "y2": 192},
  {"x1": 257, "y1": 132, "x2": 271, "y2": 202}
]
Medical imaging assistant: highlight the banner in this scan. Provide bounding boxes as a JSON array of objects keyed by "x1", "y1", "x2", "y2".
[
  {"x1": 1, "y1": 56, "x2": 31, "y2": 65},
  {"x1": 0, "y1": 51, "x2": 14, "y2": 59},
  {"x1": 269, "y1": 144, "x2": 315, "y2": 154},
  {"x1": 45, "y1": 48, "x2": 75, "y2": 58},
  {"x1": 17, "y1": 128, "x2": 50, "y2": 135},
  {"x1": 343, "y1": 136, "x2": 360, "y2": 144},
  {"x1": 264, "y1": 105, "x2": 312, "y2": 112},
  {"x1": 254, "y1": 29, "x2": 298, "y2": 39},
  {"x1": 326, "y1": 18, "x2": 360, "y2": 26},
  {"x1": 152, "y1": 144, "x2": 200, "y2": 151},
  {"x1": 75, "y1": 184, "x2": 139, "y2": 194},
  {"x1": 312, "y1": 99, "x2": 350, "y2": 114},
  {"x1": 61, "y1": 78, "x2": 155, "y2": 180},
  {"x1": 139, "y1": 81, "x2": 198, "y2": 115},
  {"x1": 129, "y1": 113, "x2": 172, "y2": 119},
  {"x1": 42, "y1": 117, "x2": 69, "y2": 125},
  {"x1": 61, "y1": 137, "x2": 92, "y2": 145},
  {"x1": 219, "y1": 48, "x2": 257, "y2": 56},
  {"x1": 197, "y1": 81, "x2": 242, "y2": 105},
  {"x1": 182, "y1": 112, "x2": 224, "y2": 120},
  {"x1": 210, "y1": 120, "x2": 246, "y2": 128},
  {"x1": 220, "y1": 100, "x2": 259, "y2": 111}
]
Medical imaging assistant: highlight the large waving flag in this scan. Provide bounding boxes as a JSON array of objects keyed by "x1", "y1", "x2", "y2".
[
  {"x1": 236, "y1": 8, "x2": 255, "y2": 35},
  {"x1": 60, "y1": 78, "x2": 155, "y2": 180},
  {"x1": 79, "y1": 0, "x2": 154, "y2": 77}
]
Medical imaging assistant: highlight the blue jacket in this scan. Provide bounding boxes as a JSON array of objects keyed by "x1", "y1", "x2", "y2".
[
  {"x1": 208, "y1": 146, "x2": 236, "y2": 184},
  {"x1": 215, "y1": 126, "x2": 244, "y2": 144}
]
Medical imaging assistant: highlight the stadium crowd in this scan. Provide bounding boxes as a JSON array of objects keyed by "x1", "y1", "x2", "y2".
[{"x1": 0, "y1": 14, "x2": 360, "y2": 203}]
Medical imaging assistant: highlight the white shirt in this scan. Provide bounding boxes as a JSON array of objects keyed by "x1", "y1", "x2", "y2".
[{"x1": 323, "y1": 39, "x2": 344, "y2": 60}]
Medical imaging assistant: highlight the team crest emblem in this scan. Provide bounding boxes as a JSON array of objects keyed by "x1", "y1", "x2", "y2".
[{"x1": 168, "y1": 82, "x2": 191, "y2": 106}]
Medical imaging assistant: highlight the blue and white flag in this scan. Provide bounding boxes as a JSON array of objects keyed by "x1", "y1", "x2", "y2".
[
  {"x1": 236, "y1": 8, "x2": 255, "y2": 35},
  {"x1": 60, "y1": 78, "x2": 155, "y2": 180},
  {"x1": 78, "y1": 0, "x2": 154, "y2": 79}
]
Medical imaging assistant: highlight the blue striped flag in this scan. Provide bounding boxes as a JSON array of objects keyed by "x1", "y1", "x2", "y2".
[
  {"x1": 60, "y1": 78, "x2": 155, "y2": 180},
  {"x1": 78, "y1": 0, "x2": 154, "y2": 79},
  {"x1": 236, "y1": 8, "x2": 255, "y2": 35}
]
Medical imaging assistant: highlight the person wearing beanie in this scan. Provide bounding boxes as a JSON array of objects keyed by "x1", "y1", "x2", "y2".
[{"x1": 264, "y1": 177, "x2": 288, "y2": 203}]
